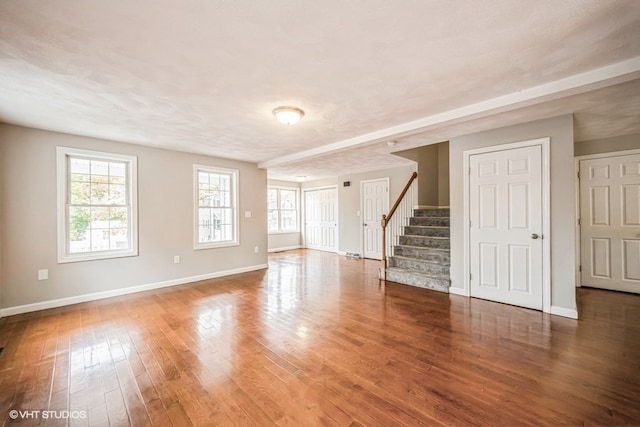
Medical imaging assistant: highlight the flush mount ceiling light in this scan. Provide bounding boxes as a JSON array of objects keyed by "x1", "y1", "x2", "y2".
[{"x1": 272, "y1": 106, "x2": 305, "y2": 125}]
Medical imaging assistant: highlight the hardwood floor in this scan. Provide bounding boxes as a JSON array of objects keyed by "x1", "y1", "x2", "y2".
[{"x1": 1, "y1": 249, "x2": 639, "y2": 426}]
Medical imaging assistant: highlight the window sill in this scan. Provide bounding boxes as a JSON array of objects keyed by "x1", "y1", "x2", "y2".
[
  {"x1": 194, "y1": 241, "x2": 240, "y2": 250},
  {"x1": 58, "y1": 249, "x2": 138, "y2": 264}
]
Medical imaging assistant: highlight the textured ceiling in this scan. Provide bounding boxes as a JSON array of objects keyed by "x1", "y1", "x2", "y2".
[{"x1": 1, "y1": 0, "x2": 639, "y2": 181}]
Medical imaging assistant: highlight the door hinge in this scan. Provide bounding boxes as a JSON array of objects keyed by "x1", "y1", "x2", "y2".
[
  {"x1": 579, "y1": 265, "x2": 582, "y2": 272},
  {"x1": 578, "y1": 218, "x2": 581, "y2": 226},
  {"x1": 577, "y1": 171, "x2": 580, "y2": 179},
  {"x1": 469, "y1": 273, "x2": 472, "y2": 281}
]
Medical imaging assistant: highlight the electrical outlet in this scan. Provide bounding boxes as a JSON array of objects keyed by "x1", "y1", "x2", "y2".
[
  {"x1": 173, "y1": 255, "x2": 181, "y2": 264},
  {"x1": 254, "y1": 246, "x2": 259, "y2": 253},
  {"x1": 38, "y1": 269, "x2": 48, "y2": 280}
]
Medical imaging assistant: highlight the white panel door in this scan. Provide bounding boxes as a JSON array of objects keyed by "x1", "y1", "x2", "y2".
[
  {"x1": 579, "y1": 154, "x2": 640, "y2": 293},
  {"x1": 362, "y1": 179, "x2": 389, "y2": 260},
  {"x1": 470, "y1": 145, "x2": 543, "y2": 310},
  {"x1": 304, "y1": 188, "x2": 338, "y2": 252}
]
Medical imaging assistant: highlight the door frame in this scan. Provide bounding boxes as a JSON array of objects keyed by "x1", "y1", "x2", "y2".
[
  {"x1": 462, "y1": 137, "x2": 551, "y2": 313},
  {"x1": 360, "y1": 177, "x2": 389, "y2": 259},
  {"x1": 302, "y1": 185, "x2": 339, "y2": 252},
  {"x1": 574, "y1": 148, "x2": 640, "y2": 289}
]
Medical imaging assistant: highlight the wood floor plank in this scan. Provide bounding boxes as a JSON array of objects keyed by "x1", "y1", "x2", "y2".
[{"x1": 1, "y1": 249, "x2": 640, "y2": 425}]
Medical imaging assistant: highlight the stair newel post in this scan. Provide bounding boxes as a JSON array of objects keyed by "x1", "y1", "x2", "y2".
[{"x1": 380, "y1": 214, "x2": 388, "y2": 279}]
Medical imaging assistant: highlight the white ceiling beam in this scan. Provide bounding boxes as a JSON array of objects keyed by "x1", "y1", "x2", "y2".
[{"x1": 259, "y1": 56, "x2": 640, "y2": 169}]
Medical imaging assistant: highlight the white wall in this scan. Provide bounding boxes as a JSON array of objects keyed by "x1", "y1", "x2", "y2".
[
  {"x1": 392, "y1": 141, "x2": 449, "y2": 207},
  {"x1": 449, "y1": 114, "x2": 576, "y2": 313},
  {"x1": 0, "y1": 124, "x2": 267, "y2": 312},
  {"x1": 302, "y1": 164, "x2": 417, "y2": 255},
  {"x1": 267, "y1": 179, "x2": 302, "y2": 252},
  {"x1": 575, "y1": 132, "x2": 640, "y2": 156}
]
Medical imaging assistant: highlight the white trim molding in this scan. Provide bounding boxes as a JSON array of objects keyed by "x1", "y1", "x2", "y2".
[
  {"x1": 56, "y1": 146, "x2": 139, "y2": 263},
  {"x1": 193, "y1": 164, "x2": 240, "y2": 250},
  {"x1": 0, "y1": 264, "x2": 268, "y2": 318},
  {"x1": 268, "y1": 245, "x2": 302, "y2": 253},
  {"x1": 448, "y1": 287, "x2": 467, "y2": 296},
  {"x1": 550, "y1": 306, "x2": 579, "y2": 320}
]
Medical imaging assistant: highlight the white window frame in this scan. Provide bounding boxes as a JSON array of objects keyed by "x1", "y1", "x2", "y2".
[
  {"x1": 267, "y1": 186, "x2": 300, "y2": 234},
  {"x1": 193, "y1": 165, "x2": 239, "y2": 250},
  {"x1": 56, "y1": 147, "x2": 138, "y2": 263}
]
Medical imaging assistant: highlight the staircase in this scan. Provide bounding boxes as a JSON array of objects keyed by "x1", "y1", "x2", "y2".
[{"x1": 385, "y1": 208, "x2": 450, "y2": 292}]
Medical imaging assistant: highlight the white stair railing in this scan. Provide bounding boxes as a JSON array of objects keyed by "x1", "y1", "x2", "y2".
[{"x1": 380, "y1": 172, "x2": 418, "y2": 279}]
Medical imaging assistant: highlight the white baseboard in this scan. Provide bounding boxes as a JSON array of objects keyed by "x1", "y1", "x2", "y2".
[
  {"x1": 446, "y1": 290, "x2": 578, "y2": 319},
  {"x1": 550, "y1": 305, "x2": 579, "y2": 319},
  {"x1": 448, "y1": 287, "x2": 468, "y2": 296},
  {"x1": 0, "y1": 264, "x2": 268, "y2": 318},
  {"x1": 416, "y1": 205, "x2": 450, "y2": 209},
  {"x1": 267, "y1": 245, "x2": 302, "y2": 253}
]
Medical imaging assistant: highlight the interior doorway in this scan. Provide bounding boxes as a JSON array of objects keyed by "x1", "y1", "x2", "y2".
[
  {"x1": 464, "y1": 138, "x2": 551, "y2": 312},
  {"x1": 361, "y1": 178, "x2": 389, "y2": 260},
  {"x1": 303, "y1": 186, "x2": 338, "y2": 252},
  {"x1": 578, "y1": 151, "x2": 640, "y2": 294}
]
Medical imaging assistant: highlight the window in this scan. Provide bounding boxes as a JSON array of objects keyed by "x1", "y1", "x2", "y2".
[
  {"x1": 267, "y1": 187, "x2": 299, "y2": 233},
  {"x1": 194, "y1": 165, "x2": 238, "y2": 249},
  {"x1": 57, "y1": 147, "x2": 138, "y2": 263}
]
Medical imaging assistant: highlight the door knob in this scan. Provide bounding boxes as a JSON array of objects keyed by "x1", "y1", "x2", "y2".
[{"x1": 531, "y1": 233, "x2": 540, "y2": 240}]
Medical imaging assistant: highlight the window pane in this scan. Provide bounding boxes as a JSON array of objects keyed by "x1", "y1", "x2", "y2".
[
  {"x1": 267, "y1": 189, "x2": 278, "y2": 209},
  {"x1": 61, "y1": 150, "x2": 136, "y2": 260},
  {"x1": 90, "y1": 180, "x2": 109, "y2": 204},
  {"x1": 220, "y1": 174, "x2": 230, "y2": 191},
  {"x1": 92, "y1": 229, "x2": 110, "y2": 251},
  {"x1": 280, "y1": 189, "x2": 296, "y2": 209},
  {"x1": 109, "y1": 207, "x2": 128, "y2": 229},
  {"x1": 281, "y1": 210, "x2": 297, "y2": 231},
  {"x1": 220, "y1": 224, "x2": 232, "y2": 241},
  {"x1": 268, "y1": 210, "x2": 279, "y2": 231},
  {"x1": 109, "y1": 162, "x2": 126, "y2": 178},
  {"x1": 70, "y1": 158, "x2": 90, "y2": 174},
  {"x1": 90, "y1": 160, "x2": 109, "y2": 176},
  {"x1": 91, "y1": 207, "x2": 109, "y2": 223},
  {"x1": 69, "y1": 206, "x2": 91, "y2": 253},
  {"x1": 198, "y1": 184, "x2": 210, "y2": 207},
  {"x1": 220, "y1": 190, "x2": 230, "y2": 207},
  {"x1": 70, "y1": 172, "x2": 89, "y2": 183},
  {"x1": 109, "y1": 175, "x2": 125, "y2": 185},
  {"x1": 195, "y1": 168, "x2": 237, "y2": 247},
  {"x1": 267, "y1": 188, "x2": 298, "y2": 233},
  {"x1": 110, "y1": 228, "x2": 128, "y2": 250},
  {"x1": 70, "y1": 181, "x2": 90, "y2": 204},
  {"x1": 109, "y1": 184, "x2": 126, "y2": 205},
  {"x1": 199, "y1": 207, "x2": 212, "y2": 242}
]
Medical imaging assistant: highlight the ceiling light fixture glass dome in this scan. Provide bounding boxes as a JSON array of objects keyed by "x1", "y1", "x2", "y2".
[{"x1": 272, "y1": 106, "x2": 305, "y2": 125}]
